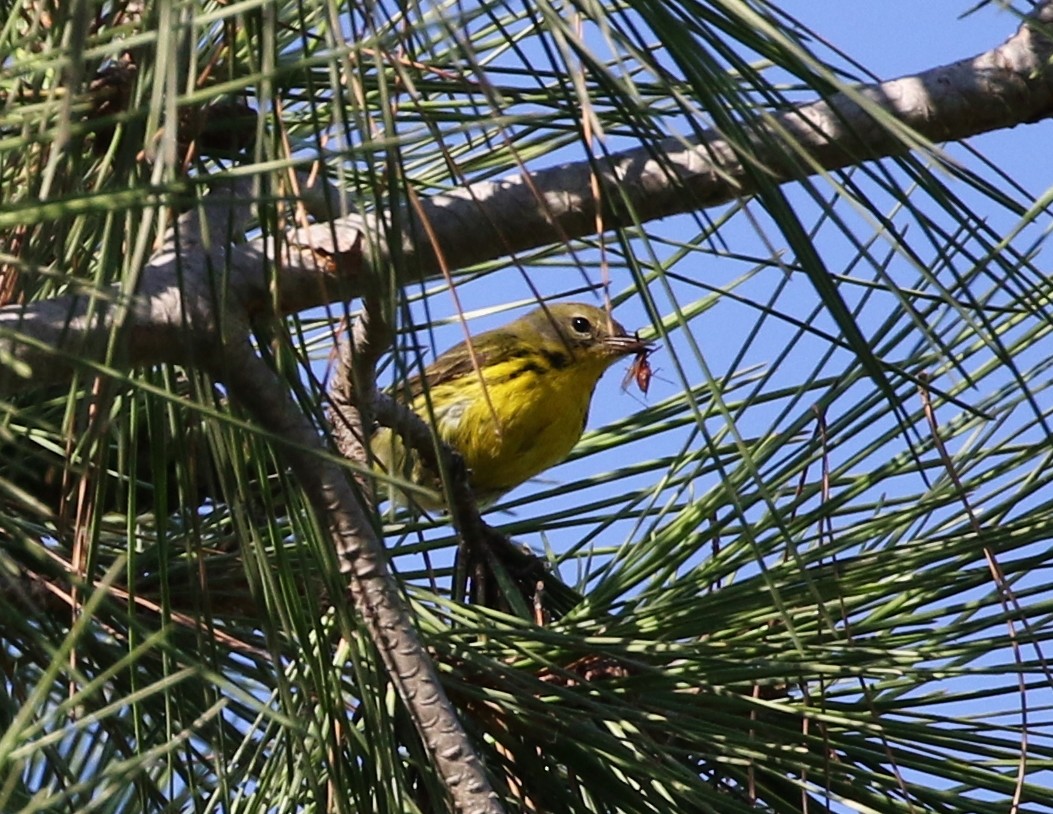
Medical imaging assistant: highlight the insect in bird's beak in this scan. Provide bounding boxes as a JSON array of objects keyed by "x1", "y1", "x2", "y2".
[{"x1": 622, "y1": 332, "x2": 656, "y2": 395}]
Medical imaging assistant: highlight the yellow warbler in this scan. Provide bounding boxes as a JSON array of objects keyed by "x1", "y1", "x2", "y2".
[{"x1": 372, "y1": 302, "x2": 650, "y2": 508}]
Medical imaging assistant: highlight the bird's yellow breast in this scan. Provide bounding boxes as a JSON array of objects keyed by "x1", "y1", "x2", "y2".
[{"x1": 421, "y1": 353, "x2": 609, "y2": 500}]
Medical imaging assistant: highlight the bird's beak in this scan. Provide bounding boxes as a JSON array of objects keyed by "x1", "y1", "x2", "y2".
[{"x1": 604, "y1": 330, "x2": 654, "y2": 357}]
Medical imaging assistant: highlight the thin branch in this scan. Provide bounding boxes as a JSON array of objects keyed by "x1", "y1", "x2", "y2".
[{"x1": 325, "y1": 294, "x2": 391, "y2": 500}]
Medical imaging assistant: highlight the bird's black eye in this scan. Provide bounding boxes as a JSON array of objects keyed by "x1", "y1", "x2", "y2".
[{"x1": 571, "y1": 316, "x2": 592, "y2": 334}]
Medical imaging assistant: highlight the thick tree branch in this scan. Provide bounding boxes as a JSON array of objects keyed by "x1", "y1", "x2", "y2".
[
  {"x1": 316, "y1": 1, "x2": 1053, "y2": 543},
  {"x1": 0, "y1": 178, "x2": 358, "y2": 394},
  {"x1": 325, "y1": 295, "x2": 393, "y2": 500},
  {"x1": 289, "y1": 1, "x2": 1053, "y2": 282}
]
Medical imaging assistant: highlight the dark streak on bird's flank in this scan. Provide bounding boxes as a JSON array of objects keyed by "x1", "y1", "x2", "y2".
[{"x1": 495, "y1": 361, "x2": 548, "y2": 384}]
